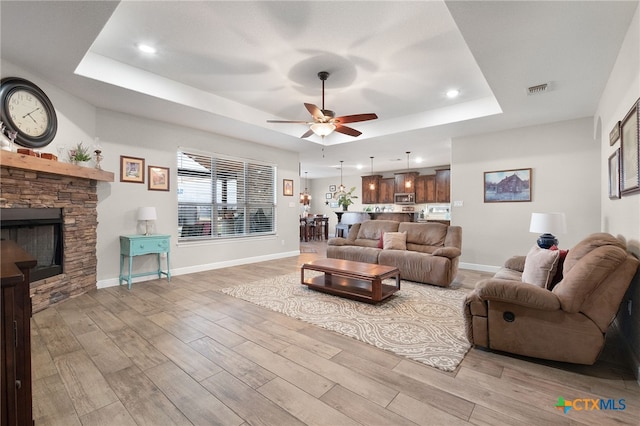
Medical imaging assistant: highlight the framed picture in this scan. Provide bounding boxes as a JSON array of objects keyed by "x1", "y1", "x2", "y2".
[
  {"x1": 608, "y1": 149, "x2": 621, "y2": 199},
  {"x1": 484, "y1": 168, "x2": 531, "y2": 203},
  {"x1": 120, "y1": 155, "x2": 145, "y2": 183},
  {"x1": 620, "y1": 98, "x2": 639, "y2": 196},
  {"x1": 329, "y1": 202, "x2": 339, "y2": 208},
  {"x1": 283, "y1": 179, "x2": 294, "y2": 196},
  {"x1": 609, "y1": 121, "x2": 621, "y2": 146},
  {"x1": 329, "y1": 185, "x2": 337, "y2": 192},
  {"x1": 325, "y1": 192, "x2": 333, "y2": 199},
  {"x1": 148, "y1": 165, "x2": 170, "y2": 191}
]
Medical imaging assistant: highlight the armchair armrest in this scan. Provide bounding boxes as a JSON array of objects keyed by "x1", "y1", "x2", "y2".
[
  {"x1": 503, "y1": 255, "x2": 526, "y2": 272},
  {"x1": 431, "y1": 247, "x2": 461, "y2": 259},
  {"x1": 474, "y1": 278, "x2": 561, "y2": 311}
]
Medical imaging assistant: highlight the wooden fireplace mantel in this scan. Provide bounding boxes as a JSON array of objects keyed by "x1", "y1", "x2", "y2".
[{"x1": 0, "y1": 150, "x2": 114, "y2": 182}]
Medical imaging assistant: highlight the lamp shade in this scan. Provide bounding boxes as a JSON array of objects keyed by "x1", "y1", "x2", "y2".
[
  {"x1": 138, "y1": 206, "x2": 157, "y2": 221},
  {"x1": 529, "y1": 212, "x2": 567, "y2": 235}
]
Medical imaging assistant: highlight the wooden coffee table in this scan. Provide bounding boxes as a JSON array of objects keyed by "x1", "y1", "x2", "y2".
[{"x1": 301, "y1": 258, "x2": 400, "y2": 304}]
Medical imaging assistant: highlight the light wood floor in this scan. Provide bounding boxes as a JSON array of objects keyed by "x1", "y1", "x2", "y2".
[{"x1": 31, "y1": 241, "x2": 639, "y2": 425}]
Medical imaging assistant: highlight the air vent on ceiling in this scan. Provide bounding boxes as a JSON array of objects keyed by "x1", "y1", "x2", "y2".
[{"x1": 526, "y1": 83, "x2": 549, "y2": 95}]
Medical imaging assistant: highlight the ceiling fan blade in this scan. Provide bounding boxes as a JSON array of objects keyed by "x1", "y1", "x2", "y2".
[
  {"x1": 335, "y1": 125, "x2": 362, "y2": 137},
  {"x1": 266, "y1": 120, "x2": 310, "y2": 123},
  {"x1": 304, "y1": 103, "x2": 325, "y2": 120},
  {"x1": 300, "y1": 129, "x2": 314, "y2": 138},
  {"x1": 334, "y1": 113, "x2": 378, "y2": 124}
]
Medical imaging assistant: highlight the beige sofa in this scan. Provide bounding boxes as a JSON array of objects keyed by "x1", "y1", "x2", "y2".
[
  {"x1": 326, "y1": 220, "x2": 462, "y2": 287},
  {"x1": 463, "y1": 233, "x2": 639, "y2": 365}
]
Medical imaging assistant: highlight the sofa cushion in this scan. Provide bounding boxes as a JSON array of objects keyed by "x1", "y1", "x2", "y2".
[
  {"x1": 383, "y1": 232, "x2": 407, "y2": 250},
  {"x1": 357, "y1": 220, "x2": 399, "y2": 240},
  {"x1": 521, "y1": 245, "x2": 560, "y2": 288},
  {"x1": 398, "y1": 222, "x2": 448, "y2": 246}
]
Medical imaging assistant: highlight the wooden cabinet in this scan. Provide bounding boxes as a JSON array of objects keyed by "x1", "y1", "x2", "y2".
[
  {"x1": 415, "y1": 175, "x2": 436, "y2": 203},
  {"x1": 361, "y1": 175, "x2": 382, "y2": 204},
  {"x1": 379, "y1": 178, "x2": 395, "y2": 203},
  {"x1": 361, "y1": 169, "x2": 449, "y2": 205},
  {"x1": 1, "y1": 241, "x2": 36, "y2": 426},
  {"x1": 435, "y1": 169, "x2": 451, "y2": 203},
  {"x1": 394, "y1": 172, "x2": 419, "y2": 193}
]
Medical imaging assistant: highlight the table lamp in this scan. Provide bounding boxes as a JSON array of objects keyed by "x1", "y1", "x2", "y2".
[
  {"x1": 529, "y1": 212, "x2": 567, "y2": 249},
  {"x1": 138, "y1": 206, "x2": 157, "y2": 235}
]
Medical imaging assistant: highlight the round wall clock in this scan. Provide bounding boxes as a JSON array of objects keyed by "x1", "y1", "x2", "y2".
[{"x1": 0, "y1": 77, "x2": 58, "y2": 148}]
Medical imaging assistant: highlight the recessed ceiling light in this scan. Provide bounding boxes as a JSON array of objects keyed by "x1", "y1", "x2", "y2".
[
  {"x1": 137, "y1": 43, "x2": 157, "y2": 54},
  {"x1": 356, "y1": 164, "x2": 363, "y2": 170},
  {"x1": 446, "y1": 89, "x2": 460, "y2": 99},
  {"x1": 415, "y1": 157, "x2": 423, "y2": 163}
]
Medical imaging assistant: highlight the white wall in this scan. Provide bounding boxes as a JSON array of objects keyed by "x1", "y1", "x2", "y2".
[
  {"x1": 95, "y1": 110, "x2": 301, "y2": 285},
  {"x1": 451, "y1": 117, "x2": 601, "y2": 270},
  {"x1": 1, "y1": 61, "x2": 97, "y2": 160},
  {"x1": 595, "y1": 4, "x2": 640, "y2": 380},
  {"x1": 1, "y1": 60, "x2": 302, "y2": 287}
]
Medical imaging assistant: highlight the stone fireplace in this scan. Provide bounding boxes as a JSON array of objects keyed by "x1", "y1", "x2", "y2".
[{"x1": 0, "y1": 152, "x2": 113, "y2": 313}]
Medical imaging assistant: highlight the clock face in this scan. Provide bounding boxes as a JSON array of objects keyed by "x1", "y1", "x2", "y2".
[
  {"x1": 0, "y1": 77, "x2": 57, "y2": 148},
  {"x1": 7, "y1": 89, "x2": 50, "y2": 137}
]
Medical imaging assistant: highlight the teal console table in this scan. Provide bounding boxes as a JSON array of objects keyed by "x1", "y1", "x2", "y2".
[{"x1": 119, "y1": 234, "x2": 171, "y2": 289}]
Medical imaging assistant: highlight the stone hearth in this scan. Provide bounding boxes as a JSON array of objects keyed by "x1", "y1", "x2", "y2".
[{"x1": 1, "y1": 152, "x2": 113, "y2": 312}]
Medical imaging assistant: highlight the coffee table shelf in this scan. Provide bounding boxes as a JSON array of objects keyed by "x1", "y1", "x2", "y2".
[{"x1": 301, "y1": 258, "x2": 400, "y2": 304}]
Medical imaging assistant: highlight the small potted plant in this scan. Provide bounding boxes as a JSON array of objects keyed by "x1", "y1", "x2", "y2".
[
  {"x1": 335, "y1": 186, "x2": 358, "y2": 211},
  {"x1": 68, "y1": 142, "x2": 92, "y2": 166}
]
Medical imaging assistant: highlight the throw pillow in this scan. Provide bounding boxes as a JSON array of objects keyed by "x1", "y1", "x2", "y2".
[
  {"x1": 522, "y1": 245, "x2": 560, "y2": 288},
  {"x1": 548, "y1": 247, "x2": 569, "y2": 289},
  {"x1": 383, "y1": 232, "x2": 407, "y2": 250}
]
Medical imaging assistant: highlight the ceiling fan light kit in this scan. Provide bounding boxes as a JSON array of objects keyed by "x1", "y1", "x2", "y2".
[
  {"x1": 267, "y1": 71, "x2": 378, "y2": 139},
  {"x1": 310, "y1": 122, "x2": 336, "y2": 136}
]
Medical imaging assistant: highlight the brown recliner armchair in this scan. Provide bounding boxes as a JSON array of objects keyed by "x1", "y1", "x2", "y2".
[{"x1": 463, "y1": 233, "x2": 639, "y2": 365}]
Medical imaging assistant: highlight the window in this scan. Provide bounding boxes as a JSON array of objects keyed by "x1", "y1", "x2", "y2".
[{"x1": 177, "y1": 149, "x2": 276, "y2": 241}]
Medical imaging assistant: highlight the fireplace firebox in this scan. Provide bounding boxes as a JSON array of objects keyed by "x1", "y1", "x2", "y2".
[{"x1": 1, "y1": 208, "x2": 63, "y2": 282}]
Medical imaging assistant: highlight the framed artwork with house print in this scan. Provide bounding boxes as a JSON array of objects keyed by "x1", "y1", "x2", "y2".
[{"x1": 484, "y1": 168, "x2": 532, "y2": 203}]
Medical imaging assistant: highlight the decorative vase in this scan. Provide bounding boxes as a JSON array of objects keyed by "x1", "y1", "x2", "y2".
[
  {"x1": 76, "y1": 160, "x2": 91, "y2": 168},
  {"x1": 342, "y1": 204, "x2": 348, "y2": 211}
]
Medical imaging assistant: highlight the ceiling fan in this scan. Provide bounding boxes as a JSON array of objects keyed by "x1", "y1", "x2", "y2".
[{"x1": 267, "y1": 71, "x2": 378, "y2": 138}]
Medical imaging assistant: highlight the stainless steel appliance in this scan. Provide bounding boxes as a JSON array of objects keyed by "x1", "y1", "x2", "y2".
[{"x1": 394, "y1": 193, "x2": 415, "y2": 204}]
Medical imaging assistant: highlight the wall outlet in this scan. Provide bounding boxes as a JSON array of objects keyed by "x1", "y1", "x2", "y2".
[
  {"x1": 628, "y1": 299, "x2": 633, "y2": 316},
  {"x1": 453, "y1": 200, "x2": 463, "y2": 207}
]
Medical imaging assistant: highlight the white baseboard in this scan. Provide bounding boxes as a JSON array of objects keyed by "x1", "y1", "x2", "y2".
[
  {"x1": 459, "y1": 262, "x2": 501, "y2": 274},
  {"x1": 97, "y1": 250, "x2": 300, "y2": 289}
]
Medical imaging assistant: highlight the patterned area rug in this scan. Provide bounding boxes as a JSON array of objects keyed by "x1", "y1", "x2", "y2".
[{"x1": 219, "y1": 272, "x2": 471, "y2": 372}]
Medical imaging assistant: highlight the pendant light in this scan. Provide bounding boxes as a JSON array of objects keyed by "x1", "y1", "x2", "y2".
[
  {"x1": 405, "y1": 151, "x2": 412, "y2": 189},
  {"x1": 369, "y1": 156, "x2": 375, "y2": 190},
  {"x1": 300, "y1": 172, "x2": 312, "y2": 205},
  {"x1": 338, "y1": 160, "x2": 345, "y2": 193}
]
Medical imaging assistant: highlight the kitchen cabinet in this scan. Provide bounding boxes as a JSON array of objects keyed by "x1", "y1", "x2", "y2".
[
  {"x1": 361, "y1": 175, "x2": 382, "y2": 204},
  {"x1": 415, "y1": 175, "x2": 436, "y2": 203},
  {"x1": 379, "y1": 178, "x2": 395, "y2": 203},
  {"x1": 394, "y1": 172, "x2": 419, "y2": 193},
  {"x1": 436, "y1": 169, "x2": 451, "y2": 203}
]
